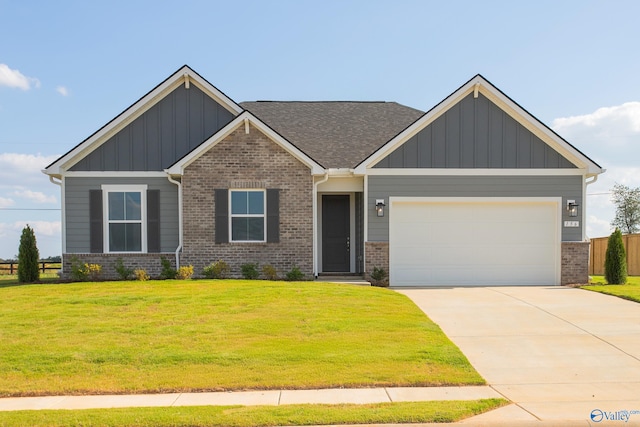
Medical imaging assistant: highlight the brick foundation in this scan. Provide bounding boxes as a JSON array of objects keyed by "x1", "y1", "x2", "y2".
[
  {"x1": 180, "y1": 123, "x2": 314, "y2": 279},
  {"x1": 561, "y1": 241, "x2": 590, "y2": 285},
  {"x1": 365, "y1": 242, "x2": 389, "y2": 285},
  {"x1": 62, "y1": 253, "x2": 176, "y2": 280}
]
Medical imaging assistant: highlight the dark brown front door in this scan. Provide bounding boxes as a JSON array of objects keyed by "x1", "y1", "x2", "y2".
[{"x1": 322, "y1": 195, "x2": 350, "y2": 272}]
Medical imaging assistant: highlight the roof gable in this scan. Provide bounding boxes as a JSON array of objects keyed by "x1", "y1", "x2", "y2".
[
  {"x1": 44, "y1": 65, "x2": 242, "y2": 176},
  {"x1": 166, "y1": 111, "x2": 324, "y2": 176},
  {"x1": 240, "y1": 101, "x2": 424, "y2": 169},
  {"x1": 355, "y1": 75, "x2": 604, "y2": 176},
  {"x1": 374, "y1": 92, "x2": 576, "y2": 169}
]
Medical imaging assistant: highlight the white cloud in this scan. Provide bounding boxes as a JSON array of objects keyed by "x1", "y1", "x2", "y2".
[
  {"x1": 0, "y1": 63, "x2": 40, "y2": 90},
  {"x1": 0, "y1": 221, "x2": 61, "y2": 259},
  {"x1": 0, "y1": 153, "x2": 60, "y2": 185},
  {"x1": 56, "y1": 85, "x2": 69, "y2": 96},
  {"x1": 11, "y1": 189, "x2": 56, "y2": 204},
  {"x1": 552, "y1": 102, "x2": 640, "y2": 167},
  {"x1": 0, "y1": 196, "x2": 15, "y2": 208}
]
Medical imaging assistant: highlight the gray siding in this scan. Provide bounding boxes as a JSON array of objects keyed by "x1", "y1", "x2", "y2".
[
  {"x1": 368, "y1": 175, "x2": 583, "y2": 242},
  {"x1": 65, "y1": 177, "x2": 179, "y2": 253},
  {"x1": 71, "y1": 85, "x2": 235, "y2": 171},
  {"x1": 375, "y1": 93, "x2": 576, "y2": 169}
]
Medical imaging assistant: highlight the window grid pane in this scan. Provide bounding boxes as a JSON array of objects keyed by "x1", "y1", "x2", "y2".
[
  {"x1": 107, "y1": 190, "x2": 143, "y2": 252},
  {"x1": 230, "y1": 190, "x2": 265, "y2": 241}
]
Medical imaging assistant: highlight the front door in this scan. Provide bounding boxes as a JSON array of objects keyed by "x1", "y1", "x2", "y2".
[{"x1": 322, "y1": 195, "x2": 350, "y2": 272}]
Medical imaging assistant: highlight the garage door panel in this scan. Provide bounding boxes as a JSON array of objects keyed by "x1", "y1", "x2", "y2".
[{"x1": 389, "y1": 200, "x2": 559, "y2": 286}]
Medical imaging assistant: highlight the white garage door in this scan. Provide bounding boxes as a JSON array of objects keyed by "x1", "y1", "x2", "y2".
[{"x1": 389, "y1": 199, "x2": 560, "y2": 286}]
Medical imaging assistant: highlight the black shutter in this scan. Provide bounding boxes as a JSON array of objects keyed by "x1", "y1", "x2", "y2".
[
  {"x1": 215, "y1": 189, "x2": 228, "y2": 243},
  {"x1": 267, "y1": 189, "x2": 280, "y2": 243},
  {"x1": 89, "y1": 190, "x2": 103, "y2": 253},
  {"x1": 147, "y1": 189, "x2": 161, "y2": 253}
]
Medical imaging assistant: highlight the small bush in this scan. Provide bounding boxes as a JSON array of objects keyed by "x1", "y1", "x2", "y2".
[
  {"x1": 370, "y1": 266, "x2": 388, "y2": 287},
  {"x1": 70, "y1": 256, "x2": 89, "y2": 281},
  {"x1": 114, "y1": 257, "x2": 133, "y2": 280},
  {"x1": 17, "y1": 224, "x2": 39, "y2": 283},
  {"x1": 285, "y1": 265, "x2": 305, "y2": 281},
  {"x1": 261, "y1": 264, "x2": 278, "y2": 280},
  {"x1": 86, "y1": 263, "x2": 102, "y2": 281},
  {"x1": 605, "y1": 228, "x2": 627, "y2": 284},
  {"x1": 202, "y1": 260, "x2": 230, "y2": 279},
  {"x1": 241, "y1": 263, "x2": 259, "y2": 280},
  {"x1": 176, "y1": 265, "x2": 194, "y2": 280},
  {"x1": 160, "y1": 257, "x2": 177, "y2": 279},
  {"x1": 134, "y1": 269, "x2": 150, "y2": 281}
]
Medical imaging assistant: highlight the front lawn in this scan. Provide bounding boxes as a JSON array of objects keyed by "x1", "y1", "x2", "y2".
[
  {"x1": 0, "y1": 280, "x2": 483, "y2": 397},
  {"x1": 584, "y1": 276, "x2": 640, "y2": 303},
  {"x1": 0, "y1": 400, "x2": 508, "y2": 427}
]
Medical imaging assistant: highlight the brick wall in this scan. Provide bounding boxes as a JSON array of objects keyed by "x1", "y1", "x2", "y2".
[
  {"x1": 364, "y1": 242, "x2": 389, "y2": 285},
  {"x1": 62, "y1": 253, "x2": 175, "y2": 280},
  {"x1": 561, "y1": 241, "x2": 590, "y2": 285},
  {"x1": 180, "y1": 123, "x2": 314, "y2": 279}
]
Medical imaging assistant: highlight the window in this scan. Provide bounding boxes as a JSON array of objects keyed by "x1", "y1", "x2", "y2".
[
  {"x1": 102, "y1": 185, "x2": 147, "y2": 252},
  {"x1": 230, "y1": 190, "x2": 265, "y2": 242}
]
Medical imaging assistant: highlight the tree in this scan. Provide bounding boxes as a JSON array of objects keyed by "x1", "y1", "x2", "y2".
[
  {"x1": 604, "y1": 228, "x2": 627, "y2": 285},
  {"x1": 611, "y1": 183, "x2": 640, "y2": 234},
  {"x1": 17, "y1": 224, "x2": 40, "y2": 283}
]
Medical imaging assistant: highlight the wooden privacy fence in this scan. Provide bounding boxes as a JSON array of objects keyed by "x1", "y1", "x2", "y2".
[{"x1": 589, "y1": 234, "x2": 640, "y2": 276}]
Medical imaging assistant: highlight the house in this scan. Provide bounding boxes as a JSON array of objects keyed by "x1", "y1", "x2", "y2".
[{"x1": 43, "y1": 65, "x2": 604, "y2": 286}]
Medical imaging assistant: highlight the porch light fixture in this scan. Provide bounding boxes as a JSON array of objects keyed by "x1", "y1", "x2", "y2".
[
  {"x1": 376, "y1": 199, "x2": 386, "y2": 217},
  {"x1": 567, "y1": 200, "x2": 579, "y2": 217}
]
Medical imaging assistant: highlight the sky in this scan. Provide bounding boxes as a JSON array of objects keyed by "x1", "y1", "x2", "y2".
[{"x1": 1, "y1": 0, "x2": 639, "y2": 259}]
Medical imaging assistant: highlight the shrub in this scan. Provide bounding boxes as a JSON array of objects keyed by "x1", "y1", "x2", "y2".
[
  {"x1": 176, "y1": 265, "x2": 194, "y2": 280},
  {"x1": 261, "y1": 264, "x2": 278, "y2": 280},
  {"x1": 160, "y1": 257, "x2": 177, "y2": 279},
  {"x1": 70, "y1": 256, "x2": 89, "y2": 282},
  {"x1": 202, "y1": 260, "x2": 230, "y2": 279},
  {"x1": 134, "y1": 269, "x2": 150, "y2": 281},
  {"x1": 86, "y1": 263, "x2": 102, "y2": 281},
  {"x1": 370, "y1": 266, "x2": 388, "y2": 287},
  {"x1": 114, "y1": 257, "x2": 133, "y2": 280},
  {"x1": 605, "y1": 228, "x2": 627, "y2": 284},
  {"x1": 285, "y1": 265, "x2": 305, "y2": 281},
  {"x1": 241, "y1": 263, "x2": 259, "y2": 280},
  {"x1": 17, "y1": 224, "x2": 40, "y2": 283}
]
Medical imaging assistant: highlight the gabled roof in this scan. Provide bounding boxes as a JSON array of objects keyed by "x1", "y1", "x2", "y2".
[
  {"x1": 240, "y1": 101, "x2": 424, "y2": 169},
  {"x1": 355, "y1": 74, "x2": 604, "y2": 176},
  {"x1": 165, "y1": 111, "x2": 325, "y2": 176},
  {"x1": 44, "y1": 65, "x2": 243, "y2": 176}
]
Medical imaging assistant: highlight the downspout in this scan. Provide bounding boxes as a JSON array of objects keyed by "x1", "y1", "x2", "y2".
[
  {"x1": 48, "y1": 175, "x2": 65, "y2": 257},
  {"x1": 313, "y1": 172, "x2": 329, "y2": 278},
  {"x1": 167, "y1": 174, "x2": 183, "y2": 269}
]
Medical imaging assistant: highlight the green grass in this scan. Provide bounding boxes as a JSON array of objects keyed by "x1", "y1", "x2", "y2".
[
  {"x1": 584, "y1": 276, "x2": 640, "y2": 303},
  {"x1": 0, "y1": 400, "x2": 508, "y2": 427},
  {"x1": 0, "y1": 279, "x2": 483, "y2": 397}
]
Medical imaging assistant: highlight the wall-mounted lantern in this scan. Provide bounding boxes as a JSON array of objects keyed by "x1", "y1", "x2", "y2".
[
  {"x1": 375, "y1": 199, "x2": 386, "y2": 217},
  {"x1": 567, "y1": 200, "x2": 579, "y2": 217}
]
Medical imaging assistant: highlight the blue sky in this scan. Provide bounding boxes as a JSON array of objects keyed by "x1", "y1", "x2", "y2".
[{"x1": 1, "y1": 0, "x2": 639, "y2": 258}]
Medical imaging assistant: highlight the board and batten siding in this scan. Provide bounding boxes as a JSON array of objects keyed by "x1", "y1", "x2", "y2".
[
  {"x1": 71, "y1": 84, "x2": 235, "y2": 172},
  {"x1": 65, "y1": 177, "x2": 179, "y2": 253},
  {"x1": 374, "y1": 93, "x2": 576, "y2": 169},
  {"x1": 367, "y1": 175, "x2": 583, "y2": 242}
]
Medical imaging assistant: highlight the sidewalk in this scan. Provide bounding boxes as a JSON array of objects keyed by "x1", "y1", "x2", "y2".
[{"x1": 0, "y1": 386, "x2": 501, "y2": 411}]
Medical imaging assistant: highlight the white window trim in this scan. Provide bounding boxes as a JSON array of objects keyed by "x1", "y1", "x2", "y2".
[
  {"x1": 101, "y1": 184, "x2": 148, "y2": 253},
  {"x1": 229, "y1": 189, "x2": 266, "y2": 243}
]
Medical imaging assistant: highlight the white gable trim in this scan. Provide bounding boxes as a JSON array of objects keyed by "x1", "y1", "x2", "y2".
[
  {"x1": 355, "y1": 75, "x2": 604, "y2": 176},
  {"x1": 165, "y1": 111, "x2": 325, "y2": 176},
  {"x1": 44, "y1": 66, "x2": 243, "y2": 176}
]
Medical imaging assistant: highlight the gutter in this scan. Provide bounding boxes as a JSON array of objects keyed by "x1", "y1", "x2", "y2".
[
  {"x1": 166, "y1": 174, "x2": 183, "y2": 269},
  {"x1": 313, "y1": 172, "x2": 329, "y2": 278}
]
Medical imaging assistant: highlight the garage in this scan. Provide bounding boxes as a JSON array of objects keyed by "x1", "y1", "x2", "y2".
[{"x1": 389, "y1": 198, "x2": 560, "y2": 286}]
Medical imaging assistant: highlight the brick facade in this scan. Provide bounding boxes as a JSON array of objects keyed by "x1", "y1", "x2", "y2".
[
  {"x1": 61, "y1": 253, "x2": 175, "y2": 280},
  {"x1": 364, "y1": 242, "x2": 389, "y2": 285},
  {"x1": 561, "y1": 241, "x2": 590, "y2": 285},
  {"x1": 180, "y1": 123, "x2": 314, "y2": 279}
]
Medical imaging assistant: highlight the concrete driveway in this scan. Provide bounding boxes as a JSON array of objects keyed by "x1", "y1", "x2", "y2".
[{"x1": 398, "y1": 286, "x2": 640, "y2": 424}]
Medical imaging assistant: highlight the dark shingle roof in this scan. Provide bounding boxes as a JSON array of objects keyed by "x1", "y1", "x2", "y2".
[{"x1": 239, "y1": 101, "x2": 424, "y2": 169}]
